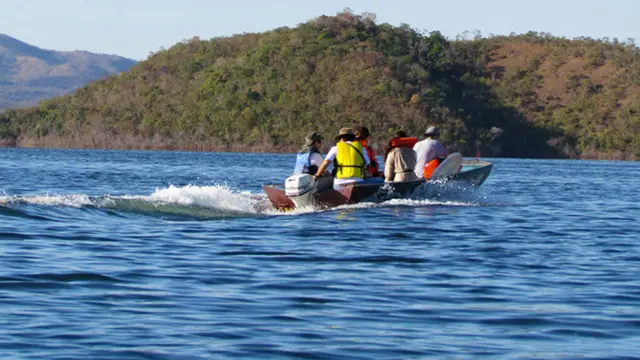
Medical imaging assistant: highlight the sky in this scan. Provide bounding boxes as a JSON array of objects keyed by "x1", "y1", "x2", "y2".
[{"x1": 1, "y1": 0, "x2": 638, "y2": 60}]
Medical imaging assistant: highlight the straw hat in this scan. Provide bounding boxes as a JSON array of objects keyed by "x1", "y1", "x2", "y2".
[{"x1": 335, "y1": 127, "x2": 354, "y2": 141}]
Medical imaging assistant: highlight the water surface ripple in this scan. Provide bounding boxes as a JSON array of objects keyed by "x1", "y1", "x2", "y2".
[{"x1": 1, "y1": 148, "x2": 639, "y2": 359}]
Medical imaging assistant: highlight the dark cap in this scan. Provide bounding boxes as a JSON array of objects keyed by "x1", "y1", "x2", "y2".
[{"x1": 424, "y1": 126, "x2": 440, "y2": 137}]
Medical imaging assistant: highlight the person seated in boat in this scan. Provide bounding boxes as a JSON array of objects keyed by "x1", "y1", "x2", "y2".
[
  {"x1": 314, "y1": 127, "x2": 376, "y2": 187},
  {"x1": 383, "y1": 130, "x2": 419, "y2": 182},
  {"x1": 293, "y1": 132, "x2": 328, "y2": 176},
  {"x1": 354, "y1": 125, "x2": 381, "y2": 178},
  {"x1": 413, "y1": 126, "x2": 448, "y2": 178}
]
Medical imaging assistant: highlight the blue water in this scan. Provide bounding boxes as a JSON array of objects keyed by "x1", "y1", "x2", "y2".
[{"x1": 1, "y1": 148, "x2": 640, "y2": 359}]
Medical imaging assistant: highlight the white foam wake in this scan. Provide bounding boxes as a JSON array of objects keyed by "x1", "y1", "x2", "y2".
[
  {"x1": 0, "y1": 185, "x2": 266, "y2": 215},
  {"x1": 0, "y1": 194, "x2": 93, "y2": 207},
  {"x1": 331, "y1": 198, "x2": 480, "y2": 211},
  {"x1": 0, "y1": 184, "x2": 490, "y2": 218},
  {"x1": 145, "y1": 184, "x2": 262, "y2": 213}
]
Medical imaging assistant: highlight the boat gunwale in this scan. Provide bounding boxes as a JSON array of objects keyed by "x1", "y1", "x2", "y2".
[{"x1": 263, "y1": 161, "x2": 493, "y2": 189}]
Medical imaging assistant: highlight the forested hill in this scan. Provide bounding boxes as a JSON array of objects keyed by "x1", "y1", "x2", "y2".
[
  {"x1": 1, "y1": 12, "x2": 638, "y2": 159},
  {"x1": 0, "y1": 34, "x2": 136, "y2": 109}
]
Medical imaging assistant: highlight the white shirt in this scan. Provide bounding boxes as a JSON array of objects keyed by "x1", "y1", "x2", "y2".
[
  {"x1": 325, "y1": 141, "x2": 370, "y2": 185},
  {"x1": 413, "y1": 138, "x2": 448, "y2": 178},
  {"x1": 309, "y1": 152, "x2": 324, "y2": 169}
]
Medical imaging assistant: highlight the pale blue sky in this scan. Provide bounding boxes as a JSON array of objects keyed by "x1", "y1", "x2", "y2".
[{"x1": 1, "y1": 0, "x2": 637, "y2": 60}]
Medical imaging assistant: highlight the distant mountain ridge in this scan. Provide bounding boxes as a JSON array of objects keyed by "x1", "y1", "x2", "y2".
[{"x1": 0, "y1": 34, "x2": 136, "y2": 108}]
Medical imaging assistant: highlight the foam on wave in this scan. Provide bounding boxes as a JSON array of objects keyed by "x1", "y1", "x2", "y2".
[
  {"x1": 0, "y1": 194, "x2": 93, "y2": 207},
  {"x1": 146, "y1": 185, "x2": 261, "y2": 213},
  {"x1": 1, "y1": 183, "x2": 489, "y2": 218}
]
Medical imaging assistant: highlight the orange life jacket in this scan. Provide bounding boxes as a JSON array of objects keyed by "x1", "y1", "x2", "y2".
[
  {"x1": 424, "y1": 155, "x2": 451, "y2": 179},
  {"x1": 423, "y1": 158, "x2": 440, "y2": 179},
  {"x1": 390, "y1": 137, "x2": 418, "y2": 148},
  {"x1": 357, "y1": 139, "x2": 379, "y2": 177}
]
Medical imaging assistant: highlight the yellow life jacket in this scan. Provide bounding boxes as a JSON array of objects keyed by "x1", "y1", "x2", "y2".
[{"x1": 335, "y1": 142, "x2": 366, "y2": 179}]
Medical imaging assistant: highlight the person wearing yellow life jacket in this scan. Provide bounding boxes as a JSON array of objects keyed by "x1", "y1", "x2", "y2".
[
  {"x1": 413, "y1": 126, "x2": 449, "y2": 179},
  {"x1": 354, "y1": 126, "x2": 381, "y2": 177},
  {"x1": 314, "y1": 127, "x2": 371, "y2": 187},
  {"x1": 383, "y1": 130, "x2": 419, "y2": 182}
]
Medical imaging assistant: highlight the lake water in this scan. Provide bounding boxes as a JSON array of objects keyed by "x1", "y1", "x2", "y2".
[{"x1": 1, "y1": 148, "x2": 639, "y2": 359}]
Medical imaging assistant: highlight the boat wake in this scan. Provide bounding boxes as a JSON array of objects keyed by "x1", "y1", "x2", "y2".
[
  {"x1": 0, "y1": 182, "x2": 499, "y2": 220},
  {"x1": 0, "y1": 185, "x2": 268, "y2": 220}
]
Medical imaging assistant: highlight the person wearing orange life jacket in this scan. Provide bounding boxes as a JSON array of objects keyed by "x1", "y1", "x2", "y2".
[
  {"x1": 354, "y1": 126, "x2": 381, "y2": 177},
  {"x1": 314, "y1": 127, "x2": 372, "y2": 187},
  {"x1": 413, "y1": 126, "x2": 449, "y2": 179},
  {"x1": 383, "y1": 130, "x2": 419, "y2": 182}
]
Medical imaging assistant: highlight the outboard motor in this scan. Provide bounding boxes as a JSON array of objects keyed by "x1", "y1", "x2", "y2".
[{"x1": 285, "y1": 174, "x2": 316, "y2": 197}]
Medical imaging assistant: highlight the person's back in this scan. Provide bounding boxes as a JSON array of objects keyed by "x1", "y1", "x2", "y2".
[
  {"x1": 413, "y1": 127, "x2": 448, "y2": 178},
  {"x1": 293, "y1": 132, "x2": 325, "y2": 175},
  {"x1": 314, "y1": 128, "x2": 371, "y2": 187},
  {"x1": 333, "y1": 140, "x2": 366, "y2": 184},
  {"x1": 294, "y1": 149, "x2": 323, "y2": 175},
  {"x1": 384, "y1": 132, "x2": 418, "y2": 182},
  {"x1": 354, "y1": 126, "x2": 380, "y2": 177},
  {"x1": 385, "y1": 147, "x2": 418, "y2": 182}
]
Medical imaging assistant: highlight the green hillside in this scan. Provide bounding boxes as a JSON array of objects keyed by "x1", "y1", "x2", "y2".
[{"x1": 1, "y1": 12, "x2": 638, "y2": 159}]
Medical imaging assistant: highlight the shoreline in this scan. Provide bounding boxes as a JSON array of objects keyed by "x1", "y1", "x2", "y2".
[{"x1": 1, "y1": 142, "x2": 635, "y2": 161}]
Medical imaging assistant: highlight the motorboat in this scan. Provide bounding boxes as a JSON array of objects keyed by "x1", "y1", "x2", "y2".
[{"x1": 263, "y1": 154, "x2": 492, "y2": 211}]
